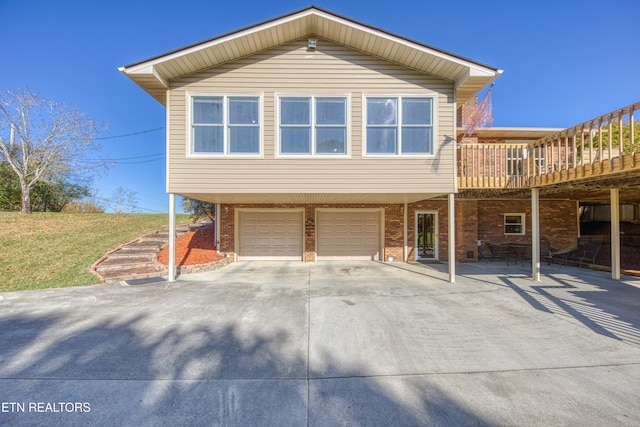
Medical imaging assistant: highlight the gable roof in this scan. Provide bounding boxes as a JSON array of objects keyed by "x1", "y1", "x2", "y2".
[{"x1": 120, "y1": 6, "x2": 502, "y2": 105}]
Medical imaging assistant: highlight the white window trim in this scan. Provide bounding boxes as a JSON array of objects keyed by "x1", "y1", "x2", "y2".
[
  {"x1": 276, "y1": 94, "x2": 351, "y2": 158},
  {"x1": 505, "y1": 143, "x2": 528, "y2": 177},
  {"x1": 415, "y1": 211, "x2": 439, "y2": 261},
  {"x1": 504, "y1": 213, "x2": 526, "y2": 235},
  {"x1": 363, "y1": 95, "x2": 437, "y2": 158},
  {"x1": 187, "y1": 93, "x2": 263, "y2": 158}
]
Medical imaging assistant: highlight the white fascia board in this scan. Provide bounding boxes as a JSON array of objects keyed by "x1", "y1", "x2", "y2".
[
  {"x1": 127, "y1": 11, "x2": 312, "y2": 72},
  {"x1": 119, "y1": 63, "x2": 169, "y2": 89},
  {"x1": 123, "y1": 8, "x2": 500, "y2": 81},
  {"x1": 454, "y1": 67, "x2": 503, "y2": 89}
]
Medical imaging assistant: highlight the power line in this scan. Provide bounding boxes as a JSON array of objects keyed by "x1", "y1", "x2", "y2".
[
  {"x1": 96, "y1": 127, "x2": 164, "y2": 140},
  {"x1": 113, "y1": 157, "x2": 165, "y2": 165},
  {"x1": 87, "y1": 152, "x2": 165, "y2": 162},
  {"x1": 92, "y1": 194, "x2": 166, "y2": 214}
]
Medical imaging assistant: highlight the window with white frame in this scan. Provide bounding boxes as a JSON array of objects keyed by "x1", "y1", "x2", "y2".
[
  {"x1": 191, "y1": 95, "x2": 260, "y2": 155},
  {"x1": 279, "y1": 96, "x2": 347, "y2": 155},
  {"x1": 506, "y1": 147, "x2": 524, "y2": 176},
  {"x1": 504, "y1": 213, "x2": 525, "y2": 235},
  {"x1": 529, "y1": 145, "x2": 546, "y2": 172},
  {"x1": 365, "y1": 96, "x2": 433, "y2": 155}
]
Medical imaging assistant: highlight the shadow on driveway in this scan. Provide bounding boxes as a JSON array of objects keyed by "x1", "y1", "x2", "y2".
[
  {"x1": 0, "y1": 308, "x2": 491, "y2": 426},
  {"x1": 407, "y1": 259, "x2": 640, "y2": 348}
]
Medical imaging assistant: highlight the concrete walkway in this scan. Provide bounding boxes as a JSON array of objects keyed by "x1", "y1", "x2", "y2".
[{"x1": 1, "y1": 261, "x2": 639, "y2": 426}]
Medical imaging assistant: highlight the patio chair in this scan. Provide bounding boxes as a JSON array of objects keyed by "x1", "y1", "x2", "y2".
[
  {"x1": 578, "y1": 243, "x2": 602, "y2": 268},
  {"x1": 478, "y1": 244, "x2": 497, "y2": 262},
  {"x1": 485, "y1": 243, "x2": 510, "y2": 262},
  {"x1": 540, "y1": 237, "x2": 558, "y2": 265}
]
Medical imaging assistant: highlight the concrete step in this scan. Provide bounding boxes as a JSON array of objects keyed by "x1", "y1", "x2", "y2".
[
  {"x1": 101, "y1": 266, "x2": 165, "y2": 283},
  {"x1": 120, "y1": 241, "x2": 164, "y2": 251},
  {"x1": 140, "y1": 234, "x2": 170, "y2": 242},
  {"x1": 106, "y1": 250, "x2": 156, "y2": 260},
  {"x1": 96, "y1": 259, "x2": 159, "y2": 272}
]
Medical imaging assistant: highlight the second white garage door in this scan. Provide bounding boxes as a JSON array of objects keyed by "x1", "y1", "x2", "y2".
[
  {"x1": 316, "y1": 210, "x2": 381, "y2": 260},
  {"x1": 238, "y1": 211, "x2": 303, "y2": 260}
]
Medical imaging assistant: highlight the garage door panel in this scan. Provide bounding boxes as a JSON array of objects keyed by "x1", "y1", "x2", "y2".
[
  {"x1": 317, "y1": 210, "x2": 381, "y2": 260},
  {"x1": 239, "y1": 211, "x2": 303, "y2": 260}
]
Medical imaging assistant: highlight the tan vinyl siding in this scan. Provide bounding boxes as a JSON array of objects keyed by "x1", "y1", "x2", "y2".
[{"x1": 167, "y1": 38, "x2": 455, "y2": 197}]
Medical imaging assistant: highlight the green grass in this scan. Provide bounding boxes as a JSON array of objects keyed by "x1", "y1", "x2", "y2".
[{"x1": 0, "y1": 212, "x2": 189, "y2": 292}]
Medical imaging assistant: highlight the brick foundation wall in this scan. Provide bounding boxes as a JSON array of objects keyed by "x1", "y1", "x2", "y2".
[
  {"x1": 456, "y1": 200, "x2": 479, "y2": 262},
  {"x1": 384, "y1": 204, "x2": 404, "y2": 262},
  {"x1": 477, "y1": 199, "x2": 578, "y2": 254},
  {"x1": 219, "y1": 204, "x2": 236, "y2": 257},
  {"x1": 221, "y1": 203, "x2": 407, "y2": 262},
  {"x1": 219, "y1": 199, "x2": 579, "y2": 264}
]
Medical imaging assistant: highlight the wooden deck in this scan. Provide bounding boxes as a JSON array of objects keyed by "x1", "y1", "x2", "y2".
[{"x1": 458, "y1": 101, "x2": 640, "y2": 202}]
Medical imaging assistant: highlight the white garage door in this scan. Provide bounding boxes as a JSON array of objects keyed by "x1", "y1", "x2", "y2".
[
  {"x1": 317, "y1": 210, "x2": 381, "y2": 260},
  {"x1": 238, "y1": 211, "x2": 303, "y2": 260}
]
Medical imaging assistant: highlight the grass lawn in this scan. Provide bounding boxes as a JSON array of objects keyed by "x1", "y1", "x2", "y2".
[{"x1": 0, "y1": 212, "x2": 189, "y2": 292}]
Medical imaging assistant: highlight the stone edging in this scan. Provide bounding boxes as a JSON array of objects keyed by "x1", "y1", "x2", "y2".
[{"x1": 161, "y1": 255, "x2": 232, "y2": 275}]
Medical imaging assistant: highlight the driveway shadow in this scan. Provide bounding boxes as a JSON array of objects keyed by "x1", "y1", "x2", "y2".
[
  {"x1": 463, "y1": 265, "x2": 640, "y2": 347},
  {"x1": 0, "y1": 307, "x2": 493, "y2": 425}
]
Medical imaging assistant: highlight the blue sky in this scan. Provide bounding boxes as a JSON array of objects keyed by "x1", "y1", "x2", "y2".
[{"x1": 2, "y1": 0, "x2": 638, "y2": 213}]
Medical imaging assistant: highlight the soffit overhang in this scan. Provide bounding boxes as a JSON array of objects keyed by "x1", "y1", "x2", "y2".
[
  {"x1": 457, "y1": 127, "x2": 565, "y2": 140},
  {"x1": 119, "y1": 6, "x2": 501, "y2": 106},
  {"x1": 177, "y1": 192, "x2": 447, "y2": 205}
]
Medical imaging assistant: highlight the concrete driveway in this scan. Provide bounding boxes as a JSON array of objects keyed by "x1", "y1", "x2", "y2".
[{"x1": 1, "y1": 261, "x2": 639, "y2": 426}]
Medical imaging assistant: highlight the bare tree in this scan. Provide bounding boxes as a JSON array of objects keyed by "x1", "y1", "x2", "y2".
[
  {"x1": 108, "y1": 186, "x2": 139, "y2": 213},
  {"x1": 0, "y1": 88, "x2": 105, "y2": 214}
]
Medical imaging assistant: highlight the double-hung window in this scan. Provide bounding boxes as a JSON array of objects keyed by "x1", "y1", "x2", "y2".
[
  {"x1": 279, "y1": 96, "x2": 347, "y2": 155},
  {"x1": 530, "y1": 145, "x2": 546, "y2": 173},
  {"x1": 366, "y1": 96, "x2": 433, "y2": 155},
  {"x1": 504, "y1": 213, "x2": 525, "y2": 235},
  {"x1": 191, "y1": 95, "x2": 260, "y2": 155},
  {"x1": 506, "y1": 146, "x2": 524, "y2": 176}
]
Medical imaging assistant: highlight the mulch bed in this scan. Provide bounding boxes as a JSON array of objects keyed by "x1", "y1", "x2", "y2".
[{"x1": 157, "y1": 224, "x2": 224, "y2": 266}]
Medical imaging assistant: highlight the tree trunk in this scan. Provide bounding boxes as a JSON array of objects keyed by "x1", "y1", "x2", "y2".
[{"x1": 19, "y1": 179, "x2": 32, "y2": 214}]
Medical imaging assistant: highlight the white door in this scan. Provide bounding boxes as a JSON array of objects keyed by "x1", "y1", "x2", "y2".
[
  {"x1": 317, "y1": 210, "x2": 381, "y2": 260},
  {"x1": 416, "y1": 211, "x2": 438, "y2": 260},
  {"x1": 238, "y1": 211, "x2": 303, "y2": 260}
]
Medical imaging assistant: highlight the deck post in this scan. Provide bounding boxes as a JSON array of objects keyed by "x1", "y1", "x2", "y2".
[
  {"x1": 403, "y1": 201, "x2": 408, "y2": 262},
  {"x1": 610, "y1": 188, "x2": 621, "y2": 280},
  {"x1": 531, "y1": 188, "x2": 541, "y2": 282},
  {"x1": 168, "y1": 193, "x2": 177, "y2": 282},
  {"x1": 215, "y1": 203, "x2": 221, "y2": 252},
  {"x1": 448, "y1": 193, "x2": 456, "y2": 283}
]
